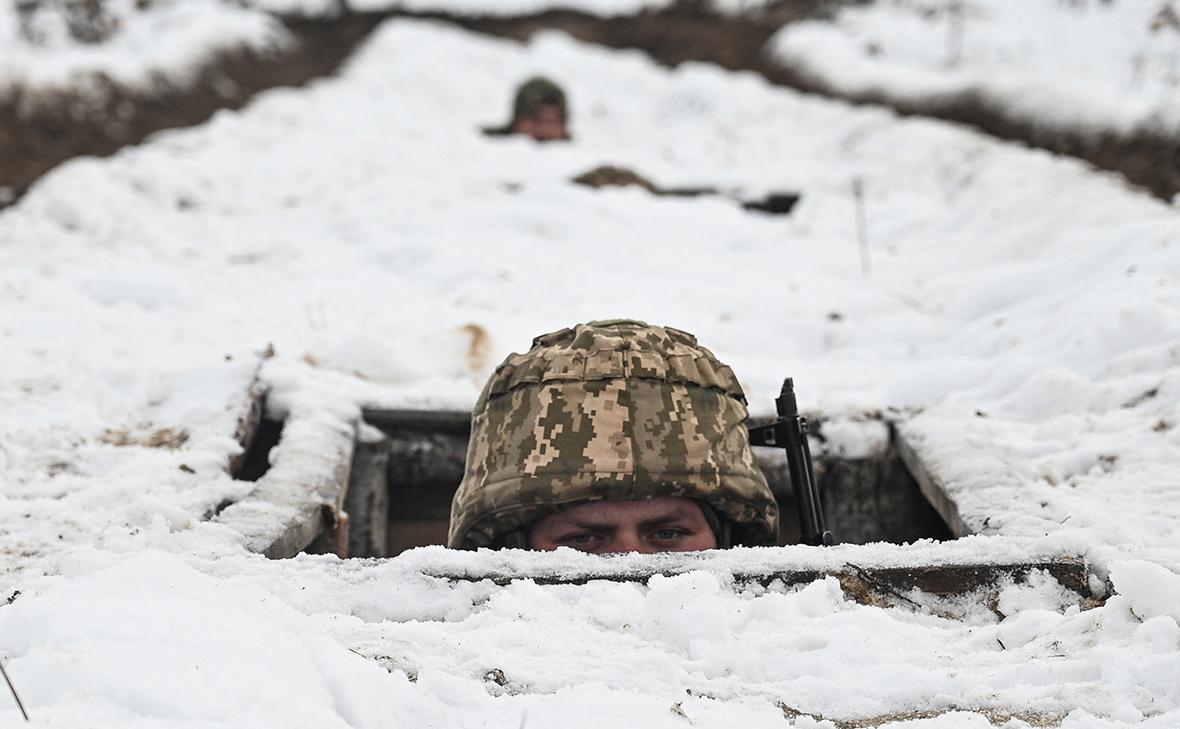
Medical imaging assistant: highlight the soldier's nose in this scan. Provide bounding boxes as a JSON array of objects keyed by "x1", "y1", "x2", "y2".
[{"x1": 608, "y1": 531, "x2": 647, "y2": 554}]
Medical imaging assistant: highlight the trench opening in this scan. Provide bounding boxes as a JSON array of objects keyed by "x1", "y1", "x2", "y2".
[
  {"x1": 767, "y1": 422, "x2": 954, "y2": 546},
  {"x1": 343, "y1": 408, "x2": 952, "y2": 558},
  {"x1": 233, "y1": 416, "x2": 284, "y2": 483}
]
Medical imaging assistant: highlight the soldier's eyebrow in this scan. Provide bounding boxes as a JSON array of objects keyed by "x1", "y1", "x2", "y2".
[
  {"x1": 561, "y1": 520, "x2": 616, "y2": 532},
  {"x1": 637, "y1": 515, "x2": 692, "y2": 529}
]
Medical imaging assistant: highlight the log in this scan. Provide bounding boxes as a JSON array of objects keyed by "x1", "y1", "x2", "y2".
[
  {"x1": 345, "y1": 437, "x2": 392, "y2": 558},
  {"x1": 362, "y1": 408, "x2": 471, "y2": 435},
  {"x1": 894, "y1": 429, "x2": 973, "y2": 538},
  {"x1": 227, "y1": 355, "x2": 270, "y2": 477},
  {"x1": 424, "y1": 557, "x2": 1094, "y2": 608},
  {"x1": 215, "y1": 411, "x2": 357, "y2": 559}
]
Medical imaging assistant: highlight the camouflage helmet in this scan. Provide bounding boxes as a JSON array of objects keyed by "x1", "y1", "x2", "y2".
[
  {"x1": 448, "y1": 320, "x2": 779, "y2": 549},
  {"x1": 511, "y1": 76, "x2": 567, "y2": 124}
]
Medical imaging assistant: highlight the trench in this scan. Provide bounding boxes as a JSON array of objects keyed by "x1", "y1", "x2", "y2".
[
  {"x1": 3, "y1": 0, "x2": 1177, "y2": 210},
  {"x1": 345, "y1": 408, "x2": 953, "y2": 558},
  {"x1": 217, "y1": 400, "x2": 1097, "y2": 609},
  {"x1": 408, "y1": 1, "x2": 1180, "y2": 201},
  {"x1": 233, "y1": 416, "x2": 284, "y2": 483}
]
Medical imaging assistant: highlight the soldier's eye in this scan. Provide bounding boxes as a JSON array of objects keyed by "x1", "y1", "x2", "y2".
[
  {"x1": 652, "y1": 528, "x2": 686, "y2": 541},
  {"x1": 559, "y1": 533, "x2": 597, "y2": 546}
]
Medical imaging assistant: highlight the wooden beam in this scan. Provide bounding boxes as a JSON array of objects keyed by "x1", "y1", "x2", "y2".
[
  {"x1": 215, "y1": 411, "x2": 357, "y2": 559},
  {"x1": 422, "y1": 556, "x2": 1094, "y2": 605},
  {"x1": 227, "y1": 357, "x2": 270, "y2": 477},
  {"x1": 894, "y1": 427, "x2": 973, "y2": 538},
  {"x1": 362, "y1": 408, "x2": 472, "y2": 435}
]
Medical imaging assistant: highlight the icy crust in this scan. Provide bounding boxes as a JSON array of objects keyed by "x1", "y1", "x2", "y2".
[
  {"x1": 769, "y1": 0, "x2": 1180, "y2": 139},
  {"x1": 1, "y1": 546, "x2": 1178, "y2": 727},
  {"x1": 0, "y1": 0, "x2": 289, "y2": 99}
]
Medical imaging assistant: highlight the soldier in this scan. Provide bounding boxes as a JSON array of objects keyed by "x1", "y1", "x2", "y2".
[
  {"x1": 448, "y1": 320, "x2": 779, "y2": 553},
  {"x1": 484, "y1": 76, "x2": 570, "y2": 142}
]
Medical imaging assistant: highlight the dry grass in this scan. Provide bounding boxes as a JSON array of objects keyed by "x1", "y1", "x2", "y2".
[{"x1": 99, "y1": 426, "x2": 189, "y2": 449}]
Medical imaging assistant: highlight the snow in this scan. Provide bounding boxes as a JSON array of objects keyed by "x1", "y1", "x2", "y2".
[
  {"x1": 769, "y1": 0, "x2": 1180, "y2": 139},
  {"x1": 0, "y1": 10, "x2": 1179, "y2": 729},
  {"x1": 813, "y1": 416, "x2": 889, "y2": 460},
  {"x1": 1, "y1": 546, "x2": 1175, "y2": 726},
  {"x1": 0, "y1": 0, "x2": 288, "y2": 99}
]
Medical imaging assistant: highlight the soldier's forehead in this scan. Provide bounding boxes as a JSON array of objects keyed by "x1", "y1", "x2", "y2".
[{"x1": 549, "y1": 497, "x2": 705, "y2": 521}]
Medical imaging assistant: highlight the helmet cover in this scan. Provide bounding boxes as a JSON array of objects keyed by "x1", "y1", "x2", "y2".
[{"x1": 448, "y1": 320, "x2": 778, "y2": 549}]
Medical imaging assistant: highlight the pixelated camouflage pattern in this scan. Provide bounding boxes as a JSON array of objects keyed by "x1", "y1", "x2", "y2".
[{"x1": 448, "y1": 320, "x2": 779, "y2": 549}]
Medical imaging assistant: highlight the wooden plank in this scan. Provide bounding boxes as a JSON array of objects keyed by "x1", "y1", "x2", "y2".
[
  {"x1": 894, "y1": 428, "x2": 973, "y2": 538},
  {"x1": 423, "y1": 557, "x2": 1093, "y2": 607},
  {"x1": 385, "y1": 432, "x2": 468, "y2": 519},
  {"x1": 345, "y1": 437, "x2": 392, "y2": 558},
  {"x1": 227, "y1": 356, "x2": 270, "y2": 477},
  {"x1": 388, "y1": 519, "x2": 450, "y2": 555},
  {"x1": 214, "y1": 411, "x2": 357, "y2": 559},
  {"x1": 362, "y1": 408, "x2": 471, "y2": 435}
]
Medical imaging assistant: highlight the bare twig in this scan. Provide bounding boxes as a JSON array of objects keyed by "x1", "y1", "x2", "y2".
[
  {"x1": 846, "y1": 563, "x2": 923, "y2": 609},
  {"x1": 851, "y1": 177, "x2": 871, "y2": 277},
  {"x1": 883, "y1": 287, "x2": 940, "y2": 319},
  {"x1": 0, "y1": 657, "x2": 29, "y2": 722},
  {"x1": 945, "y1": 0, "x2": 965, "y2": 68}
]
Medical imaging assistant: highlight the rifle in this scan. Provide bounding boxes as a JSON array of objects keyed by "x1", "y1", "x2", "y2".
[{"x1": 747, "y1": 378, "x2": 836, "y2": 546}]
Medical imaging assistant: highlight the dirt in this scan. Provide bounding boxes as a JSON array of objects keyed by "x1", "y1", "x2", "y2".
[
  {"x1": 425, "y1": 0, "x2": 822, "y2": 71},
  {"x1": 572, "y1": 165, "x2": 661, "y2": 193},
  {"x1": 2, "y1": 0, "x2": 1177, "y2": 211},
  {"x1": 460, "y1": 323, "x2": 492, "y2": 373},
  {"x1": 98, "y1": 425, "x2": 189, "y2": 449}
]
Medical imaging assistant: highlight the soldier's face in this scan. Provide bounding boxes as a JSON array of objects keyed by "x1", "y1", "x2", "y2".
[
  {"x1": 528, "y1": 496, "x2": 718, "y2": 554},
  {"x1": 512, "y1": 105, "x2": 567, "y2": 141}
]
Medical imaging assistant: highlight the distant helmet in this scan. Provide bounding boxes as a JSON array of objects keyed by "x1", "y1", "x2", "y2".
[
  {"x1": 511, "y1": 76, "x2": 567, "y2": 124},
  {"x1": 448, "y1": 320, "x2": 779, "y2": 549}
]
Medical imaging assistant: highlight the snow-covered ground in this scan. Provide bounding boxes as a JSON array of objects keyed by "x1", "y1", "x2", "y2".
[
  {"x1": 0, "y1": 0, "x2": 289, "y2": 97},
  {"x1": 1, "y1": 13, "x2": 1179, "y2": 728},
  {"x1": 253, "y1": 0, "x2": 674, "y2": 16},
  {"x1": 771, "y1": 0, "x2": 1180, "y2": 139},
  {"x1": 0, "y1": 0, "x2": 679, "y2": 98}
]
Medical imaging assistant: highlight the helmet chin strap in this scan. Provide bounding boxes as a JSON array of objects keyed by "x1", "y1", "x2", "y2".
[
  {"x1": 493, "y1": 528, "x2": 530, "y2": 550},
  {"x1": 694, "y1": 500, "x2": 732, "y2": 549},
  {"x1": 718, "y1": 519, "x2": 733, "y2": 550}
]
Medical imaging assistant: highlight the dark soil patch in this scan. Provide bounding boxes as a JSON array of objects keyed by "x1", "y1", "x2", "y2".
[{"x1": 413, "y1": 0, "x2": 822, "y2": 72}]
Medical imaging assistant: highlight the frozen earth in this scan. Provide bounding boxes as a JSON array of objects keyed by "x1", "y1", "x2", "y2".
[{"x1": 1, "y1": 11, "x2": 1179, "y2": 728}]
